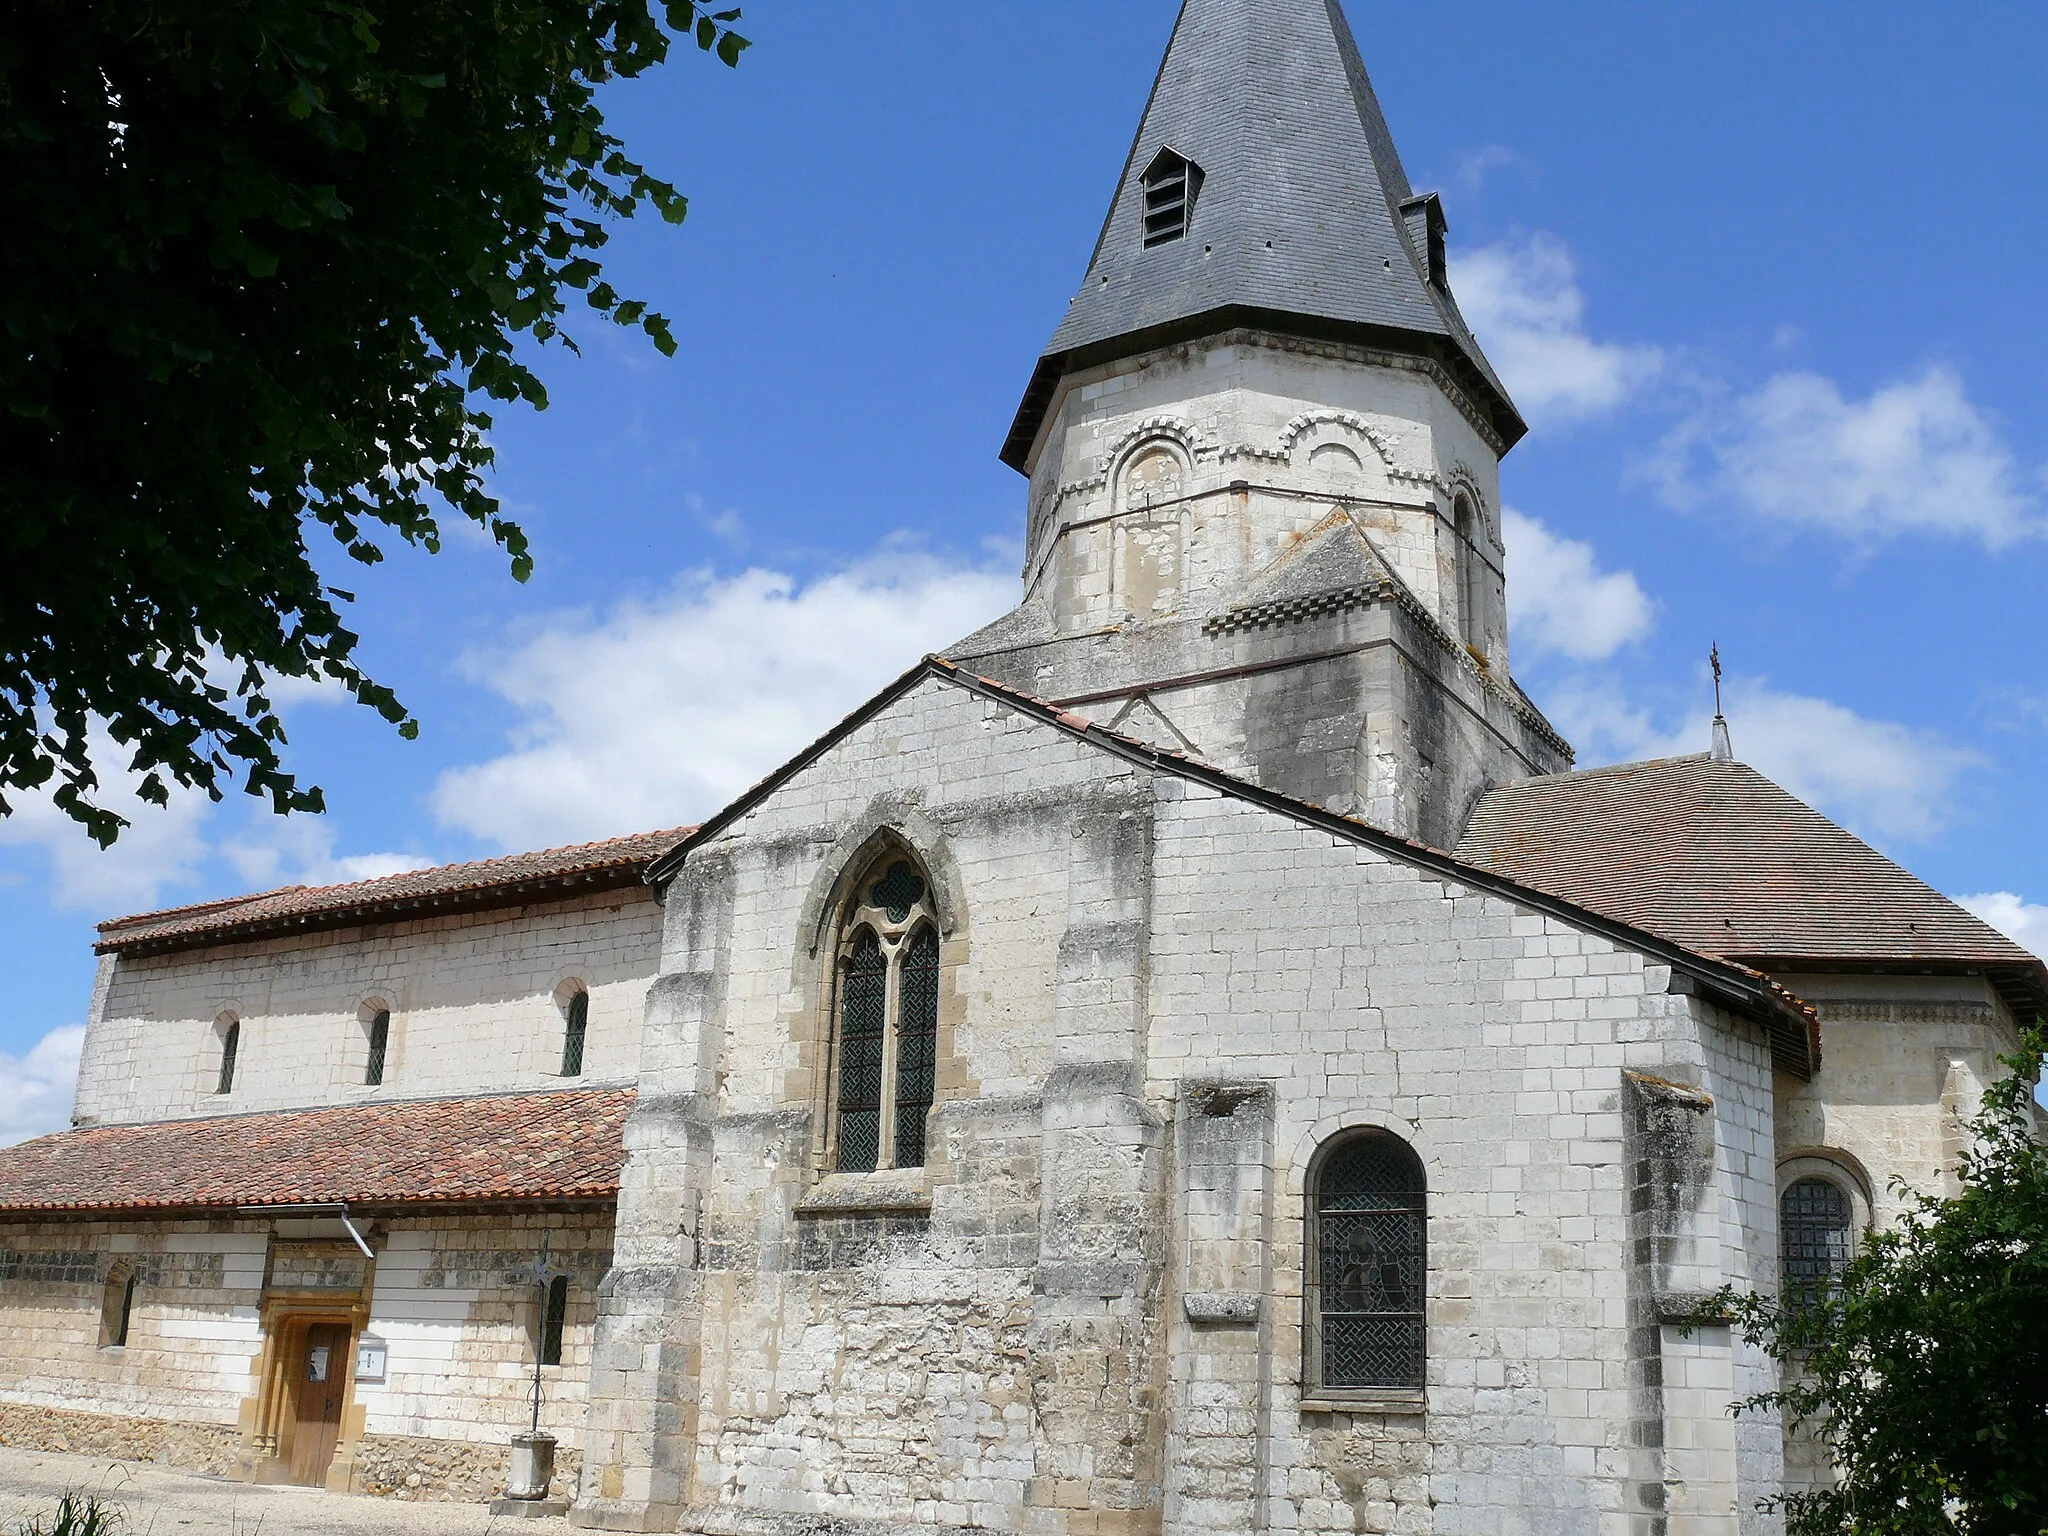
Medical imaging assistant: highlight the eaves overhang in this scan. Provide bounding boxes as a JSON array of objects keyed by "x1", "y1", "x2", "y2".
[{"x1": 999, "y1": 305, "x2": 1528, "y2": 475}]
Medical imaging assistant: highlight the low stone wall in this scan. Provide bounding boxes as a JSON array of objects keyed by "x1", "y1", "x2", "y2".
[
  {"x1": 352, "y1": 1431, "x2": 580, "y2": 1503},
  {"x1": 0, "y1": 1402, "x2": 239, "y2": 1476}
]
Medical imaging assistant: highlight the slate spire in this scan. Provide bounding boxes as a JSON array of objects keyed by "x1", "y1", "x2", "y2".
[{"x1": 1003, "y1": 0, "x2": 1523, "y2": 469}]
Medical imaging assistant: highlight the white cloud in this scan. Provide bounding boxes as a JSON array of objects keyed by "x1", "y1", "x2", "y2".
[
  {"x1": 0, "y1": 730, "x2": 214, "y2": 914},
  {"x1": 1552, "y1": 675, "x2": 1978, "y2": 846},
  {"x1": 1655, "y1": 365, "x2": 2041, "y2": 548},
  {"x1": 219, "y1": 817, "x2": 423, "y2": 894},
  {"x1": 0, "y1": 720, "x2": 421, "y2": 918},
  {"x1": 1954, "y1": 892, "x2": 2048, "y2": 963},
  {"x1": 0, "y1": 1025, "x2": 84, "y2": 1147},
  {"x1": 1452, "y1": 234, "x2": 1663, "y2": 425},
  {"x1": 1502, "y1": 509, "x2": 1654, "y2": 661},
  {"x1": 432, "y1": 547, "x2": 1017, "y2": 850}
]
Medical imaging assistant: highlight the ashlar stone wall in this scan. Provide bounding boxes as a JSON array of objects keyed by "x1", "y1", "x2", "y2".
[
  {"x1": 76, "y1": 887, "x2": 662, "y2": 1126},
  {"x1": 584, "y1": 674, "x2": 1785, "y2": 1536},
  {"x1": 0, "y1": 1210, "x2": 612, "y2": 1501}
]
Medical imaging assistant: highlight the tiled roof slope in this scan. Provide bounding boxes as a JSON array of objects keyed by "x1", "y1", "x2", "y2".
[
  {"x1": 1004, "y1": 0, "x2": 1520, "y2": 467},
  {"x1": 0, "y1": 1087, "x2": 632, "y2": 1215},
  {"x1": 1457, "y1": 755, "x2": 2048, "y2": 1018},
  {"x1": 97, "y1": 827, "x2": 690, "y2": 956}
]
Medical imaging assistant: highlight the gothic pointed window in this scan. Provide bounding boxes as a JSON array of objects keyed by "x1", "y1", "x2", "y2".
[
  {"x1": 1308, "y1": 1131, "x2": 1427, "y2": 1394},
  {"x1": 1781, "y1": 1175, "x2": 1854, "y2": 1298},
  {"x1": 829, "y1": 852, "x2": 943, "y2": 1173},
  {"x1": 1140, "y1": 148, "x2": 1204, "y2": 248},
  {"x1": 1454, "y1": 493, "x2": 1486, "y2": 652}
]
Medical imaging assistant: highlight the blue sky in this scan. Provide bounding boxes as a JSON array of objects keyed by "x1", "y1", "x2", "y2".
[{"x1": 3, "y1": 1, "x2": 2046, "y2": 1137}]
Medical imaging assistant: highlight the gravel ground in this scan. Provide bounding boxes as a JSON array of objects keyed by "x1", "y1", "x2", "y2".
[{"x1": 0, "y1": 1446, "x2": 568, "y2": 1535}]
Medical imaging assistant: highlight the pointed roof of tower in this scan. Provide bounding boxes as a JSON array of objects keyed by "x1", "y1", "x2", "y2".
[{"x1": 1002, "y1": 0, "x2": 1524, "y2": 471}]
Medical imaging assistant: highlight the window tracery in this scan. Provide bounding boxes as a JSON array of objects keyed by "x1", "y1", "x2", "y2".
[{"x1": 829, "y1": 852, "x2": 941, "y2": 1173}]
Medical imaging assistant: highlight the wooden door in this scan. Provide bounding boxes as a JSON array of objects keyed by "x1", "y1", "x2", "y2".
[{"x1": 289, "y1": 1322, "x2": 350, "y2": 1486}]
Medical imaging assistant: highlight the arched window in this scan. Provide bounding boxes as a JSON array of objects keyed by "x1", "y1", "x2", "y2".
[
  {"x1": 1308, "y1": 1131, "x2": 1427, "y2": 1393},
  {"x1": 1454, "y1": 494, "x2": 1486, "y2": 650},
  {"x1": 214, "y1": 1017, "x2": 240, "y2": 1096},
  {"x1": 363, "y1": 1005, "x2": 390, "y2": 1087},
  {"x1": 829, "y1": 852, "x2": 942, "y2": 1173},
  {"x1": 1781, "y1": 1175, "x2": 1854, "y2": 1295},
  {"x1": 560, "y1": 988, "x2": 589, "y2": 1078},
  {"x1": 540, "y1": 1274, "x2": 569, "y2": 1366}
]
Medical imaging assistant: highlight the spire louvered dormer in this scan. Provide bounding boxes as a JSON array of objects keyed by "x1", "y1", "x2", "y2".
[{"x1": 953, "y1": 0, "x2": 1571, "y2": 848}]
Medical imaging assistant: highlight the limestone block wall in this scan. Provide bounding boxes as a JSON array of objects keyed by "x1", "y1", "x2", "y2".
[
  {"x1": 1022, "y1": 331, "x2": 1505, "y2": 657},
  {"x1": 589, "y1": 676, "x2": 1783, "y2": 1535},
  {"x1": 0, "y1": 1210, "x2": 611, "y2": 1499},
  {"x1": 1142, "y1": 781, "x2": 1783, "y2": 1535},
  {"x1": 76, "y1": 887, "x2": 662, "y2": 1126},
  {"x1": 360, "y1": 1212, "x2": 611, "y2": 1450},
  {"x1": 0, "y1": 1218, "x2": 265, "y2": 1426}
]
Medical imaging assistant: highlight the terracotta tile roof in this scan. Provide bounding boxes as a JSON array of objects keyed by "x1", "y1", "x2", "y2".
[
  {"x1": 97, "y1": 828, "x2": 691, "y2": 956},
  {"x1": 0, "y1": 1087, "x2": 632, "y2": 1215},
  {"x1": 1457, "y1": 755, "x2": 2048, "y2": 1018}
]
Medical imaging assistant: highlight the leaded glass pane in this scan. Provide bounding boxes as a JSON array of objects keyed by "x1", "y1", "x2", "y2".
[
  {"x1": 894, "y1": 926, "x2": 939, "y2": 1168},
  {"x1": 365, "y1": 1010, "x2": 389, "y2": 1087},
  {"x1": 836, "y1": 930, "x2": 886, "y2": 1172},
  {"x1": 561, "y1": 991, "x2": 588, "y2": 1077},
  {"x1": 1316, "y1": 1135, "x2": 1425, "y2": 1390},
  {"x1": 1781, "y1": 1176, "x2": 1852, "y2": 1295}
]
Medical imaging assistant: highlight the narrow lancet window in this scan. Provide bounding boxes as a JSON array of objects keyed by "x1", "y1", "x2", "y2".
[
  {"x1": 829, "y1": 852, "x2": 943, "y2": 1174},
  {"x1": 561, "y1": 990, "x2": 589, "y2": 1078},
  {"x1": 1310, "y1": 1132, "x2": 1427, "y2": 1392},
  {"x1": 1141, "y1": 148, "x2": 1204, "y2": 248},
  {"x1": 364, "y1": 1008, "x2": 389, "y2": 1087},
  {"x1": 836, "y1": 930, "x2": 888, "y2": 1173},
  {"x1": 894, "y1": 926, "x2": 940, "y2": 1168},
  {"x1": 215, "y1": 1020, "x2": 239, "y2": 1096},
  {"x1": 540, "y1": 1274, "x2": 569, "y2": 1366},
  {"x1": 102, "y1": 1265, "x2": 138, "y2": 1348}
]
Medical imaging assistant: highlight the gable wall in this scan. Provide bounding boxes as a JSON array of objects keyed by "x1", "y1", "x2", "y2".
[
  {"x1": 588, "y1": 678, "x2": 1787, "y2": 1535},
  {"x1": 77, "y1": 888, "x2": 661, "y2": 1126}
]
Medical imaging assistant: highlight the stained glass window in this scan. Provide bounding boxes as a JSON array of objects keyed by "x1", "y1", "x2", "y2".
[
  {"x1": 836, "y1": 929, "x2": 887, "y2": 1172},
  {"x1": 894, "y1": 926, "x2": 940, "y2": 1169},
  {"x1": 1781, "y1": 1176, "x2": 1853, "y2": 1296},
  {"x1": 868, "y1": 861, "x2": 927, "y2": 923},
  {"x1": 1314, "y1": 1133, "x2": 1426, "y2": 1391}
]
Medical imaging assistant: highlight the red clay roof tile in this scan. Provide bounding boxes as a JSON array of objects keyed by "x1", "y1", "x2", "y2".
[
  {"x1": 0, "y1": 1087, "x2": 632, "y2": 1214},
  {"x1": 97, "y1": 828, "x2": 690, "y2": 956}
]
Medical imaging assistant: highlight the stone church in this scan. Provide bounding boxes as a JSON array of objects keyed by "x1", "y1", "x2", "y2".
[{"x1": 0, "y1": 2, "x2": 2038, "y2": 1533}]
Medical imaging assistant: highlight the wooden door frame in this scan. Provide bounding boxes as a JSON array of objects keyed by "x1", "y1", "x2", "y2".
[{"x1": 240, "y1": 1295, "x2": 370, "y2": 1491}]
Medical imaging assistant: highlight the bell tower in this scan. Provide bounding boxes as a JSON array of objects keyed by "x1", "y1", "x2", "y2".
[{"x1": 951, "y1": 0, "x2": 1571, "y2": 848}]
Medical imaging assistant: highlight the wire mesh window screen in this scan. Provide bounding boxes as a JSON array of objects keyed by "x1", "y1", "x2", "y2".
[
  {"x1": 894, "y1": 926, "x2": 940, "y2": 1168},
  {"x1": 835, "y1": 930, "x2": 887, "y2": 1172},
  {"x1": 364, "y1": 1009, "x2": 389, "y2": 1087},
  {"x1": 560, "y1": 991, "x2": 588, "y2": 1078},
  {"x1": 215, "y1": 1022, "x2": 239, "y2": 1096},
  {"x1": 1315, "y1": 1134, "x2": 1426, "y2": 1390},
  {"x1": 1780, "y1": 1176, "x2": 1853, "y2": 1295}
]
